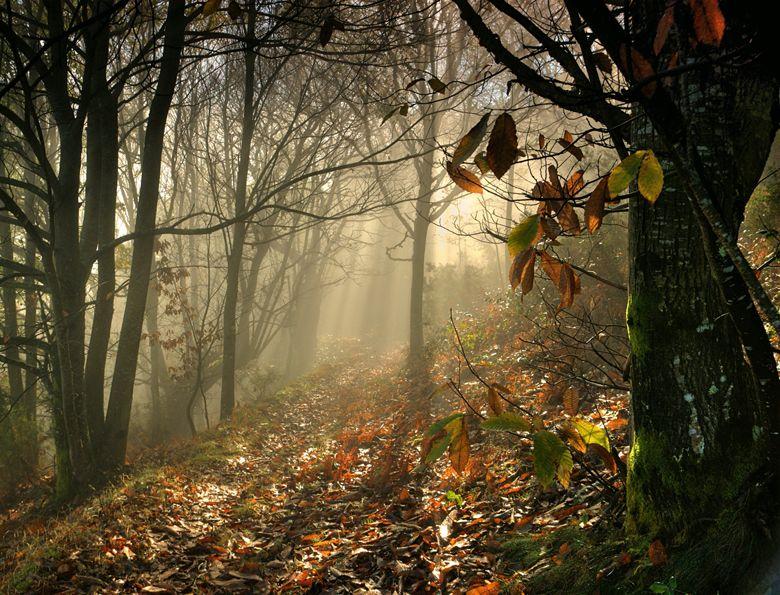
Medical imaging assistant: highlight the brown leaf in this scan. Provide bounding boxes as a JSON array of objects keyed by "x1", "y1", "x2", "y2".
[
  {"x1": 653, "y1": 6, "x2": 675, "y2": 55},
  {"x1": 558, "y1": 137, "x2": 584, "y2": 161},
  {"x1": 541, "y1": 216, "x2": 562, "y2": 240},
  {"x1": 588, "y1": 443, "x2": 618, "y2": 473},
  {"x1": 560, "y1": 422, "x2": 587, "y2": 453},
  {"x1": 557, "y1": 203, "x2": 581, "y2": 235},
  {"x1": 453, "y1": 114, "x2": 490, "y2": 167},
  {"x1": 592, "y1": 51, "x2": 612, "y2": 74},
  {"x1": 541, "y1": 251, "x2": 564, "y2": 286},
  {"x1": 563, "y1": 388, "x2": 579, "y2": 415},
  {"x1": 565, "y1": 170, "x2": 585, "y2": 196},
  {"x1": 648, "y1": 539, "x2": 668, "y2": 566},
  {"x1": 509, "y1": 248, "x2": 536, "y2": 294},
  {"x1": 448, "y1": 417, "x2": 470, "y2": 473},
  {"x1": 548, "y1": 165, "x2": 563, "y2": 196},
  {"x1": 538, "y1": 133, "x2": 545, "y2": 150},
  {"x1": 446, "y1": 161, "x2": 483, "y2": 194},
  {"x1": 690, "y1": 0, "x2": 725, "y2": 46},
  {"x1": 487, "y1": 113, "x2": 518, "y2": 179},
  {"x1": 487, "y1": 386, "x2": 504, "y2": 416},
  {"x1": 557, "y1": 264, "x2": 577, "y2": 310},
  {"x1": 585, "y1": 177, "x2": 609, "y2": 233},
  {"x1": 618, "y1": 45, "x2": 657, "y2": 97}
]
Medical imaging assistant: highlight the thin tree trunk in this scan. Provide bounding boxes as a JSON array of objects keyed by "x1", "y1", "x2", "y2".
[{"x1": 103, "y1": 0, "x2": 186, "y2": 468}]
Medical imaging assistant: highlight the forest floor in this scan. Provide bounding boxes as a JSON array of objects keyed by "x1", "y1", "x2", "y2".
[{"x1": 0, "y1": 321, "x2": 647, "y2": 594}]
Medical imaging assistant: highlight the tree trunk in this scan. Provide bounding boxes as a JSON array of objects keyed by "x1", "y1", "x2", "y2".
[
  {"x1": 102, "y1": 0, "x2": 186, "y2": 468},
  {"x1": 220, "y1": 12, "x2": 256, "y2": 421},
  {"x1": 625, "y1": 4, "x2": 778, "y2": 586}
]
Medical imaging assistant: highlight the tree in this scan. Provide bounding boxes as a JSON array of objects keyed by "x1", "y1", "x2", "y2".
[{"x1": 443, "y1": 0, "x2": 778, "y2": 587}]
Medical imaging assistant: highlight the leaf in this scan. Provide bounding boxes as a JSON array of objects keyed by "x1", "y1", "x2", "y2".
[
  {"x1": 557, "y1": 264, "x2": 577, "y2": 310},
  {"x1": 474, "y1": 152, "x2": 491, "y2": 174},
  {"x1": 654, "y1": 6, "x2": 675, "y2": 55},
  {"x1": 563, "y1": 388, "x2": 579, "y2": 415},
  {"x1": 585, "y1": 177, "x2": 609, "y2": 233},
  {"x1": 557, "y1": 448, "x2": 573, "y2": 489},
  {"x1": 448, "y1": 416, "x2": 470, "y2": 473},
  {"x1": 690, "y1": 0, "x2": 725, "y2": 46},
  {"x1": 446, "y1": 161, "x2": 483, "y2": 194},
  {"x1": 226, "y1": 0, "x2": 242, "y2": 19},
  {"x1": 607, "y1": 151, "x2": 646, "y2": 198},
  {"x1": 428, "y1": 77, "x2": 446, "y2": 94},
  {"x1": 487, "y1": 113, "x2": 518, "y2": 179},
  {"x1": 588, "y1": 443, "x2": 618, "y2": 473},
  {"x1": 557, "y1": 203, "x2": 581, "y2": 235},
  {"x1": 533, "y1": 430, "x2": 568, "y2": 489},
  {"x1": 507, "y1": 215, "x2": 540, "y2": 257},
  {"x1": 481, "y1": 412, "x2": 532, "y2": 433},
  {"x1": 565, "y1": 170, "x2": 585, "y2": 196},
  {"x1": 425, "y1": 413, "x2": 465, "y2": 437},
  {"x1": 637, "y1": 149, "x2": 664, "y2": 203},
  {"x1": 571, "y1": 418, "x2": 610, "y2": 450},
  {"x1": 592, "y1": 51, "x2": 612, "y2": 74},
  {"x1": 319, "y1": 17, "x2": 336, "y2": 46},
  {"x1": 425, "y1": 433, "x2": 451, "y2": 463},
  {"x1": 453, "y1": 114, "x2": 490, "y2": 167},
  {"x1": 487, "y1": 386, "x2": 504, "y2": 416},
  {"x1": 509, "y1": 248, "x2": 536, "y2": 294},
  {"x1": 538, "y1": 133, "x2": 545, "y2": 150},
  {"x1": 648, "y1": 539, "x2": 668, "y2": 566},
  {"x1": 540, "y1": 251, "x2": 564, "y2": 286},
  {"x1": 557, "y1": 137, "x2": 583, "y2": 161},
  {"x1": 560, "y1": 422, "x2": 587, "y2": 453},
  {"x1": 466, "y1": 582, "x2": 501, "y2": 595},
  {"x1": 541, "y1": 216, "x2": 561, "y2": 240},
  {"x1": 381, "y1": 107, "x2": 398, "y2": 124},
  {"x1": 405, "y1": 77, "x2": 425, "y2": 90},
  {"x1": 398, "y1": 104, "x2": 409, "y2": 116},
  {"x1": 618, "y1": 46, "x2": 656, "y2": 97},
  {"x1": 202, "y1": 0, "x2": 220, "y2": 16}
]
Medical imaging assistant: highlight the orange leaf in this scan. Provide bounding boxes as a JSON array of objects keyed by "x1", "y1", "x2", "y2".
[
  {"x1": 648, "y1": 539, "x2": 668, "y2": 566},
  {"x1": 487, "y1": 386, "x2": 504, "y2": 416},
  {"x1": 585, "y1": 177, "x2": 609, "y2": 233},
  {"x1": 619, "y1": 45, "x2": 656, "y2": 97},
  {"x1": 563, "y1": 387, "x2": 579, "y2": 415},
  {"x1": 557, "y1": 203, "x2": 581, "y2": 235},
  {"x1": 653, "y1": 6, "x2": 675, "y2": 55},
  {"x1": 446, "y1": 161, "x2": 483, "y2": 194},
  {"x1": 448, "y1": 416, "x2": 470, "y2": 474},
  {"x1": 690, "y1": 0, "x2": 725, "y2": 46},
  {"x1": 467, "y1": 582, "x2": 501, "y2": 595}
]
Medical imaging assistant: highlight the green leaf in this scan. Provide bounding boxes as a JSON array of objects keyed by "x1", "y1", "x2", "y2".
[
  {"x1": 649, "y1": 583, "x2": 669, "y2": 594},
  {"x1": 607, "y1": 151, "x2": 646, "y2": 198},
  {"x1": 507, "y1": 215, "x2": 540, "y2": 257},
  {"x1": 446, "y1": 490, "x2": 464, "y2": 506},
  {"x1": 425, "y1": 413, "x2": 464, "y2": 437},
  {"x1": 481, "y1": 412, "x2": 532, "y2": 433},
  {"x1": 474, "y1": 152, "x2": 491, "y2": 175},
  {"x1": 202, "y1": 0, "x2": 220, "y2": 16},
  {"x1": 426, "y1": 434, "x2": 451, "y2": 463},
  {"x1": 452, "y1": 114, "x2": 490, "y2": 167},
  {"x1": 638, "y1": 149, "x2": 663, "y2": 203},
  {"x1": 557, "y1": 448, "x2": 573, "y2": 488},
  {"x1": 533, "y1": 430, "x2": 567, "y2": 489},
  {"x1": 571, "y1": 418, "x2": 610, "y2": 451}
]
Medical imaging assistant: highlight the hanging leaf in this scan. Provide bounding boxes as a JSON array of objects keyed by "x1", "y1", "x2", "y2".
[
  {"x1": 618, "y1": 45, "x2": 657, "y2": 97},
  {"x1": 509, "y1": 248, "x2": 536, "y2": 294},
  {"x1": 507, "y1": 215, "x2": 540, "y2": 257},
  {"x1": 202, "y1": 0, "x2": 221, "y2": 16},
  {"x1": 541, "y1": 216, "x2": 562, "y2": 240},
  {"x1": 557, "y1": 203, "x2": 581, "y2": 235},
  {"x1": 557, "y1": 135, "x2": 584, "y2": 161},
  {"x1": 487, "y1": 386, "x2": 504, "y2": 416},
  {"x1": 428, "y1": 77, "x2": 446, "y2": 94},
  {"x1": 381, "y1": 107, "x2": 398, "y2": 124},
  {"x1": 481, "y1": 412, "x2": 532, "y2": 433},
  {"x1": 557, "y1": 449, "x2": 574, "y2": 488},
  {"x1": 452, "y1": 114, "x2": 490, "y2": 167},
  {"x1": 422, "y1": 429, "x2": 449, "y2": 463},
  {"x1": 226, "y1": 0, "x2": 242, "y2": 19},
  {"x1": 541, "y1": 251, "x2": 564, "y2": 286},
  {"x1": 474, "y1": 152, "x2": 491, "y2": 175},
  {"x1": 571, "y1": 418, "x2": 610, "y2": 451},
  {"x1": 538, "y1": 133, "x2": 546, "y2": 150},
  {"x1": 448, "y1": 416, "x2": 470, "y2": 473},
  {"x1": 487, "y1": 113, "x2": 518, "y2": 179},
  {"x1": 319, "y1": 16, "x2": 338, "y2": 46},
  {"x1": 446, "y1": 161, "x2": 483, "y2": 194},
  {"x1": 689, "y1": 0, "x2": 725, "y2": 46},
  {"x1": 585, "y1": 177, "x2": 609, "y2": 233},
  {"x1": 565, "y1": 170, "x2": 585, "y2": 196},
  {"x1": 637, "y1": 150, "x2": 664, "y2": 203},
  {"x1": 548, "y1": 165, "x2": 563, "y2": 196},
  {"x1": 398, "y1": 104, "x2": 409, "y2": 116},
  {"x1": 557, "y1": 264, "x2": 577, "y2": 310},
  {"x1": 533, "y1": 431, "x2": 569, "y2": 489},
  {"x1": 592, "y1": 51, "x2": 612, "y2": 74},
  {"x1": 563, "y1": 388, "x2": 579, "y2": 415},
  {"x1": 653, "y1": 6, "x2": 675, "y2": 55},
  {"x1": 560, "y1": 422, "x2": 587, "y2": 453},
  {"x1": 406, "y1": 77, "x2": 425, "y2": 90},
  {"x1": 588, "y1": 443, "x2": 618, "y2": 473},
  {"x1": 425, "y1": 413, "x2": 465, "y2": 437},
  {"x1": 607, "y1": 151, "x2": 646, "y2": 198}
]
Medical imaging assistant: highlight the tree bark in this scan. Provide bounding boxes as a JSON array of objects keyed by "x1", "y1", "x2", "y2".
[
  {"x1": 102, "y1": 0, "x2": 186, "y2": 468},
  {"x1": 220, "y1": 12, "x2": 256, "y2": 420}
]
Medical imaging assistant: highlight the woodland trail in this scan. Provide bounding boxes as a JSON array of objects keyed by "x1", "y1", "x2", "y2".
[{"x1": 0, "y1": 344, "x2": 628, "y2": 594}]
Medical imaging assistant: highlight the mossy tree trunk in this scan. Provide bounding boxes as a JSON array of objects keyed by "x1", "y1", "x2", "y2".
[{"x1": 625, "y1": 1, "x2": 779, "y2": 581}]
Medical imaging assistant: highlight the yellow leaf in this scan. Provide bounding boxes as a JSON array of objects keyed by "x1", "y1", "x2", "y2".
[
  {"x1": 637, "y1": 149, "x2": 663, "y2": 203},
  {"x1": 202, "y1": 0, "x2": 220, "y2": 16}
]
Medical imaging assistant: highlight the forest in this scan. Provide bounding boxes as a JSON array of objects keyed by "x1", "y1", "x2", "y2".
[{"x1": 0, "y1": 0, "x2": 778, "y2": 592}]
